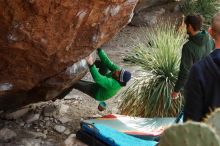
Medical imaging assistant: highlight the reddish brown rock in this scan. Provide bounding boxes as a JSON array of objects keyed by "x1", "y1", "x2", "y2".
[{"x1": 0, "y1": 0, "x2": 138, "y2": 110}]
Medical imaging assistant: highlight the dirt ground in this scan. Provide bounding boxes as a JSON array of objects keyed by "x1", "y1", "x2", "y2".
[{"x1": 0, "y1": 2, "x2": 182, "y2": 146}]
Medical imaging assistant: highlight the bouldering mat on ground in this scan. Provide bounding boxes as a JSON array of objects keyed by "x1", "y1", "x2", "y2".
[
  {"x1": 83, "y1": 114, "x2": 179, "y2": 139},
  {"x1": 77, "y1": 114, "x2": 183, "y2": 146},
  {"x1": 77, "y1": 122, "x2": 158, "y2": 146}
]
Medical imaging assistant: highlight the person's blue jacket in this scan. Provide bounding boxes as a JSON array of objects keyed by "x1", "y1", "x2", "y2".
[{"x1": 184, "y1": 49, "x2": 220, "y2": 121}]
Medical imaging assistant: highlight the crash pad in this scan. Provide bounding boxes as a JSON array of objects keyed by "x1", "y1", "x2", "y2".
[
  {"x1": 83, "y1": 114, "x2": 180, "y2": 139},
  {"x1": 78, "y1": 122, "x2": 158, "y2": 146}
]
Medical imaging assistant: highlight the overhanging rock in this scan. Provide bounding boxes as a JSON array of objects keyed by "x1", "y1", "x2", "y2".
[{"x1": 0, "y1": 0, "x2": 138, "y2": 110}]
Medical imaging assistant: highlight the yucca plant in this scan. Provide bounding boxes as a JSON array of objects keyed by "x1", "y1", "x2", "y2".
[
  {"x1": 181, "y1": 0, "x2": 220, "y2": 25},
  {"x1": 119, "y1": 22, "x2": 186, "y2": 117}
]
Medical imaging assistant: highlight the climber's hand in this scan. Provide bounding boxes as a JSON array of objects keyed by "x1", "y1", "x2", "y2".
[{"x1": 86, "y1": 54, "x2": 94, "y2": 66}]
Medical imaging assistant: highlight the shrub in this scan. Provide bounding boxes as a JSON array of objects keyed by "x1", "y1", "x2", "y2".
[
  {"x1": 119, "y1": 22, "x2": 186, "y2": 117},
  {"x1": 181, "y1": 0, "x2": 220, "y2": 25}
]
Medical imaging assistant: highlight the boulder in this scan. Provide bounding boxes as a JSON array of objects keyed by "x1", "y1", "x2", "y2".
[
  {"x1": 0, "y1": 0, "x2": 138, "y2": 110},
  {"x1": 131, "y1": 0, "x2": 175, "y2": 26},
  {"x1": 130, "y1": 8, "x2": 165, "y2": 26},
  {"x1": 135, "y1": 0, "x2": 175, "y2": 13}
]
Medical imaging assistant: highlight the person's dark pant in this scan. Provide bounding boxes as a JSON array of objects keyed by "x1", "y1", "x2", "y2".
[
  {"x1": 73, "y1": 80, "x2": 96, "y2": 99},
  {"x1": 73, "y1": 60, "x2": 109, "y2": 99},
  {"x1": 94, "y1": 59, "x2": 109, "y2": 75}
]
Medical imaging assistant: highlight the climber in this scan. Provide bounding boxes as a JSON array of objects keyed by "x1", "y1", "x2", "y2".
[{"x1": 74, "y1": 48, "x2": 131, "y2": 111}]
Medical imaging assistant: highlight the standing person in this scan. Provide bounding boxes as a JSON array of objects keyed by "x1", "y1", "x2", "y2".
[
  {"x1": 171, "y1": 15, "x2": 214, "y2": 99},
  {"x1": 183, "y1": 12, "x2": 220, "y2": 122},
  {"x1": 74, "y1": 48, "x2": 131, "y2": 111}
]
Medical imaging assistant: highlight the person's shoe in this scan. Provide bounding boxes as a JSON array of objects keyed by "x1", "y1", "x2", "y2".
[{"x1": 98, "y1": 101, "x2": 107, "y2": 111}]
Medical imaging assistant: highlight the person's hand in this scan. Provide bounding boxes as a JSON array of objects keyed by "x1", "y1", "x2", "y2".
[
  {"x1": 85, "y1": 54, "x2": 94, "y2": 66},
  {"x1": 171, "y1": 91, "x2": 180, "y2": 100}
]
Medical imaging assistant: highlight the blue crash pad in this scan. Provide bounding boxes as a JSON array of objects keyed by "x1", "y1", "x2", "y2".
[{"x1": 81, "y1": 123, "x2": 158, "y2": 146}]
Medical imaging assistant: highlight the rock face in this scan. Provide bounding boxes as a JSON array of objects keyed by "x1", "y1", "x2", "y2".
[
  {"x1": 131, "y1": 8, "x2": 165, "y2": 26},
  {"x1": 131, "y1": 0, "x2": 175, "y2": 26},
  {"x1": 0, "y1": 0, "x2": 138, "y2": 110},
  {"x1": 135, "y1": 0, "x2": 174, "y2": 13}
]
